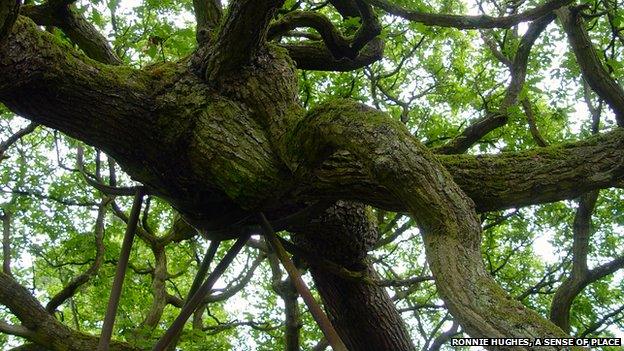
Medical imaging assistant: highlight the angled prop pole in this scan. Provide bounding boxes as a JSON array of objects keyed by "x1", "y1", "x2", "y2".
[
  {"x1": 258, "y1": 213, "x2": 348, "y2": 351},
  {"x1": 166, "y1": 240, "x2": 221, "y2": 351},
  {"x1": 152, "y1": 234, "x2": 249, "y2": 351},
  {"x1": 97, "y1": 187, "x2": 146, "y2": 351}
]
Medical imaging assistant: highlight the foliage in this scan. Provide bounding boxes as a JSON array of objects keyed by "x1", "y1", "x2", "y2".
[{"x1": 1, "y1": 0, "x2": 624, "y2": 350}]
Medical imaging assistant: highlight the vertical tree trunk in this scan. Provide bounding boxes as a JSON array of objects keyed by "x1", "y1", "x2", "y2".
[{"x1": 293, "y1": 202, "x2": 415, "y2": 351}]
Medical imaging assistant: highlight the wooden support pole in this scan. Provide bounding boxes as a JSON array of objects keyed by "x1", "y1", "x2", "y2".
[
  {"x1": 97, "y1": 187, "x2": 146, "y2": 351},
  {"x1": 258, "y1": 213, "x2": 348, "y2": 351},
  {"x1": 166, "y1": 240, "x2": 221, "y2": 351},
  {"x1": 152, "y1": 234, "x2": 249, "y2": 351}
]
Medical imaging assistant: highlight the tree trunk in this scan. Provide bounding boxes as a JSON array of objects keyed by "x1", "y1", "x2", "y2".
[
  {"x1": 0, "y1": 10, "x2": 614, "y2": 350},
  {"x1": 293, "y1": 202, "x2": 415, "y2": 351}
]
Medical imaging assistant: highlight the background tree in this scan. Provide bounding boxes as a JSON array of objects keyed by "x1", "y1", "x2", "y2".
[{"x1": 1, "y1": 0, "x2": 624, "y2": 350}]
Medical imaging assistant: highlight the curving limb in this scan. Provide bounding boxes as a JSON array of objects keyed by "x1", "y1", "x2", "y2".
[
  {"x1": 436, "y1": 13, "x2": 555, "y2": 154},
  {"x1": 0, "y1": 272, "x2": 138, "y2": 351},
  {"x1": 365, "y1": 0, "x2": 572, "y2": 29},
  {"x1": 269, "y1": 1, "x2": 382, "y2": 70},
  {"x1": 285, "y1": 100, "x2": 572, "y2": 348},
  {"x1": 300, "y1": 126, "x2": 624, "y2": 214},
  {"x1": 269, "y1": 11, "x2": 354, "y2": 59},
  {"x1": 20, "y1": 1, "x2": 121, "y2": 65},
  {"x1": 556, "y1": 6, "x2": 624, "y2": 126},
  {"x1": 281, "y1": 37, "x2": 384, "y2": 71}
]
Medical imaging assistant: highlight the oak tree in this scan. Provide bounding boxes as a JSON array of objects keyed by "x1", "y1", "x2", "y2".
[{"x1": 1, "y1": 0, "x2": 624, "y2": 350}]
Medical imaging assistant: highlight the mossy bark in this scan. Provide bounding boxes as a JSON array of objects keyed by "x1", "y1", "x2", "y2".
[{"x1": 0, "y1": 14, "x2": 616, "y2": 351}]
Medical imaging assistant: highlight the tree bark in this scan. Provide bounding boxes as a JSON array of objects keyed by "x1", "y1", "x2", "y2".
[
  {"x1": 293, "y1": 201, "x2": 415, "y2": 351},
  {"x1": 0, "y1": 272, "x2": 138, "y2": 351},
  {"x1": 0, "y1": 10, "x2": 617, "y2": 350}
]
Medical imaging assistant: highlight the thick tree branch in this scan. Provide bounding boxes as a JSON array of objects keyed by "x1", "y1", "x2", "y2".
[
  {"x1": 4, "y1": 12, "x2": 624, "y2": 237},
  {"x1": 557, "y1": 6, "x2": 624, "y2": 126},
  {"x1": 21, "y1": 2, "x2": 121, "y2": 65},
  {"x1": 0, "y1": 272, "x2": 138, "y2": 351},
  {"x1": 281, "y1": 37, "x2": 384, "y2": 71},
  {"x1": 300, "y1": 126, "x2": 624, "y2": 213},
  {"x1": 204, "y1": 0, "x2": 286, "y2": 80},
  {"x1": 287, "y1": 101, "x2": 570, "y2": 346},
  {"x1": 290, "y1": 201, "x2": 415, "y2": 350},
  {"x1": 0, "y1": 321, "x2": 35, "y2": 339},
  {"x1": 0, "y1": 17, "x2": 154, "y2": 163},
  {"x1": 365, "y1": 0, "x2": 571, "y2": 29},
  {"x1": 0, "y1": 0, "x2": 19, "y2": 44},
  {"x1": 0, "y1": 17, "x2": 236, "y2": 220},
  {"x1": 192, "y1": 0, "x2": 222, "y2": 43}
]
